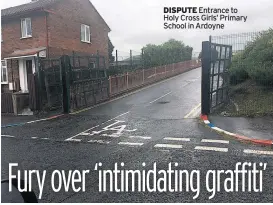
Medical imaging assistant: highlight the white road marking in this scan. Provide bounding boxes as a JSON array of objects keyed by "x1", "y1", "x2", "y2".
[
  {"x1": 195, "y1": 146, "x2": 228, "y2": 152},
  {"x1": 101, "y1": 134, "x2": 121, "y2": 138},
  {"x1": 149, "y1": 92, "x2": 172, "y2": 104},
  {"x1": 31, "y1": 137, "x2": 38, "y2": 139},
  {"x1": 41, "y1": 138, "x2": 49, "y2": 140},
  {"x1": 201, "y1": 139, "x2": 229, "y2": 144},
  {"x1": 65, "y1": 111, "x2": 130, "y2": 142},
  {"x1": 244, "y1": 149, "x2": 273, "y2": 156},
  {"x1": 89, "y1": 140, "x2": 110, "y2": 144},
  {"x1": 1, "y1": 135, "x2": 16, "y2": 138},
  {"x1": 154, "y1": 144, "x2": 183, "y2": 149},
  {"x1": 184, "y1": 103, "x2": 201, "y2": 118},
  {"x1": 163, "y1": 137, "x2": 190, "y2": 142},
  {"x1": 129, "y1": 136, "x2": 151, "y2": 140},
  {"x1": 118, "y1": 142, "x2": 144, "y2": 146}
]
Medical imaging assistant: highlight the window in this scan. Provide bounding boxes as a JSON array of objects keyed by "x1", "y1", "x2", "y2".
[
  {"x1": 81, "y1": 24, "x2": 90, "y2": 43},
  {"x1": 1, "y1": 60, "x2": 8, "y2": 84},
  {"x1": 21, "y1": 18, "x2": 32, "y2": 38}
]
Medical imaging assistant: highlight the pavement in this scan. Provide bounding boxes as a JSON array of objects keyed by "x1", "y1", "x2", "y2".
[
  {"x1": 1, "y1": 110, "x2": 63, "y2": 126},
  {"x1": 1, "y1": 67, "x2": 273, "y2": 203},
  {"x1": 208, "y1": 115, "x2": 273, "y2": 141}
]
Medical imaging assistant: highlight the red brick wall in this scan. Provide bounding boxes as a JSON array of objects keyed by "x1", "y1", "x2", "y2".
[
  {"x1": 1, "y1": 12, "x2": 47, "y2": 59},
  {"x1": 47, "y1": 0, "x2": 110, "y2": 65}
]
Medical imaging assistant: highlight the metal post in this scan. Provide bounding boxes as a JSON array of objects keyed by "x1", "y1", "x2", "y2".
[
  {"x1": 36, "y1": 56, "x2": 43, "y2": 110},
  {"x1": 97, "y1": 50, "x2": 100, "y2": 69},
  {"x1": 126, "y1": 72, "x2": 129, "y2": 89},
  {"x1": 130, "y1": 50, "x2": 133, "y2": 69},
  {"x1": 141, "y1": 48, "x2": 144, "y2": 68},
  {"x1": 61, "y1": 55, "x2": 71, "y2": 114},
  {"x1": 201, "y1": 41, "x2": 211, "y2": 115},
  {"x1": 109, "y1": 76, "x2": 112, "y2": 97},
  {"x1": 72, "y1": 50, "x2": 75, "y2": 69},
  {"x1": 142, "y1": 69, "x2": 145, "y2": 84},
  {"x1": 115, "y1": 50, "x2": 118, "y2": 67}
]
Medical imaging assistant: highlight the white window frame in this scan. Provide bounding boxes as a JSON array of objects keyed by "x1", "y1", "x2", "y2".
[
  {"x1": 81, "y1": 24, "x2": 91, "y2": 43},
  {"x1": 21, "y1": 18, "x2": 32, "y2": 38},
  {"x1": 1, "y1": 60, "x2": 8, "y2": 84}
]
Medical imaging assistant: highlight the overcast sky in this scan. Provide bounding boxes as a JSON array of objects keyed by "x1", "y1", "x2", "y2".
[{"x1": 1, "y1": 0, "x2": 273, "y2": 57}]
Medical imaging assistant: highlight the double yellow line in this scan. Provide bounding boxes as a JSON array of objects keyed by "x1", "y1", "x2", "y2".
[{"x1": 184, "y1": 103, "x2": 201, "y2": 119}]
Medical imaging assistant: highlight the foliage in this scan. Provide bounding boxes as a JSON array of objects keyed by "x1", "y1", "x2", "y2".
[
  {"x1": 230, "y1": 28, "x2": 273, "y2": 86},
  {"x1": 108, "y1": 38, "x2": 115, "y2": 63},
  {"x1": 142, "y1": 39, "x2": 193, "y2": 68},
  {"x1": 198, "y1": 51, "x2": 202, "y2": 59}
]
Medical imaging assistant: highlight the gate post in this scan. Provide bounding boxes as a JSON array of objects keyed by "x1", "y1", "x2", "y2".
[
  {"x1": 61, "y1": 55, "x2": 71, "y2": 114},
  {"x1": 201, "y1": 41, "x2": 211, "y2": 115},
  {"x1": 35, "y1": 56, "x2": 43, "y2": 111}
]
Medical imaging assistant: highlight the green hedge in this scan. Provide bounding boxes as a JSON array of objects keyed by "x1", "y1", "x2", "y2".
[{"x1": 230, "y1": 29, "x2": 273, "y2": 86}]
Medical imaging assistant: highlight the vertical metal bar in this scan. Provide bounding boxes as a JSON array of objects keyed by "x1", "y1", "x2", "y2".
[
  {"x1": 72, "y1": 51, "x2": 75, "y2": 69},
  {"x1": 36, "y1": 56, "x2": 43, "y2": 110},
  {"x1": 61, "y1": 55, "x2": 71, "y2": 113},
  {"x1": 103, "y1": 56, "x2": 106, "y2": 70},
  {"x1": 97, "y1": 50, "x2": 100, "y2": 69},
  {"x1": 216, "y1": 46, "x2": 222, "y2": 106},
  {"x1": 141, "y1": 48, "x2": 144, "y2": 68},
  {"x1": 210, "y1": 59, "x2": 215, "y2": 105},
  {"x1": 221, "y1": 46, "x2": 227, "y2": 102},
  {"x1": 109, "y1": 76, "x2": 112, "y2": 96},
  {"x1": 126, "y1": 72, "x2": 129, "y2": 89},
  {"x1": 142, "y1": 69, "x2": 144, "y2": 84},
  {"x1": 201, "y1": 41, "x2": 211, "y2": 115},
  {"x1": 130, "y1": 50, "x2": 133, "y2": 68},
  {"x1": 115, "y1": 50, "x2": 118, "y2": 67}
]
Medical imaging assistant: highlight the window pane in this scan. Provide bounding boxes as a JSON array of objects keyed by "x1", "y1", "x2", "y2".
[
  {"x1": 1, "y1": 60, "x2": 7, "y2": 83},
  {"x1": 86, "y1": 26, "x2": 90, "y2": 42},
  {"x1": 26, "y1": 18, "x2": 32, "y2": 36},
  {"x1": 81, "y1": 24, "x2": 85, "y2": 41},
  {"x1": 2, "y1": 67, "x2": 7, "y2": 82},
  {"x1": 21, "y1": 19, "x2": 26, "y2": 37}
]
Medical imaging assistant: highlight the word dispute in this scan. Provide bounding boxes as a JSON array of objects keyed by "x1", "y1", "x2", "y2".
[
  {"x1": 163, "y1": 7, "x2": 248, "y2": 30},
  {"x1": 9, "y1": 162, "x2": 267, "y2": 200}
]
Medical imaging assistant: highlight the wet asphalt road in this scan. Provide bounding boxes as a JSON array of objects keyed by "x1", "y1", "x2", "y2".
[{"x1": 1, "y1": 68, "x2": 273, "y2": 203}]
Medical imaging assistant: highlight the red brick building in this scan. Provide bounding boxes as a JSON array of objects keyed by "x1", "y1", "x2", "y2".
[{"x1": 1, "y1": 0, "x2": 111, "y2": 93}]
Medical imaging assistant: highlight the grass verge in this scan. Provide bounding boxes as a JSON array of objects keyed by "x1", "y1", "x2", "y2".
[{"x1": 216, "y1": 80, "x2": 273, "y2": 117}]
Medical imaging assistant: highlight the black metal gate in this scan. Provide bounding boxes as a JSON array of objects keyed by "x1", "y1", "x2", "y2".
[
  {"x1": 38, "y1": 57, "x2": 63, "y2": 111},
  {"x1": 68, "y1": 55, "x2": 109, "y2": 111},
  {"x1": 36, "y1": 55, "x2": 109, "y2": 113},
  {"x1": 201, "y1": 40, "x2": 232, "y2": 115}
]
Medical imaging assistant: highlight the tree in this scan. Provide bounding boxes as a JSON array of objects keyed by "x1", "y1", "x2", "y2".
[
  {"x1": 198, "y1": 51, "x2": 202, "y2": 59},
  {"x1": 142, "y1": 39, "x2": 193, "y2": 68},
  {"x1": 108, "y1": 38, "x2": 115, "y2": 63}
]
